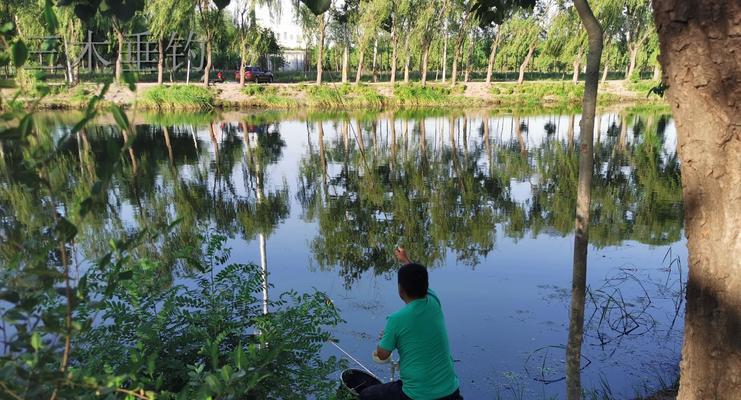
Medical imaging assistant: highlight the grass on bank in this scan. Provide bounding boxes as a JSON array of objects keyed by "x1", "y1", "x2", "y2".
[
  {"x1": 392, "y1": 83, "x2": 469, "y2": 106},
  {"x1": 140, "y1": 85, "x2": 216, "y2": 110},
  {"x1": 239, "y1": 84, "x2": 299, "y2": 107},
  {"x1": 491, "y1": 81, "x2": 585, "y2": 106},
  {"x1": 304, "y1": 83, "x2": 385, "y2": 108}
]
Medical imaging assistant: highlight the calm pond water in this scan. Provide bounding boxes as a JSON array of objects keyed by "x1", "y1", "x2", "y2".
[{"x1": 0, "y1": 108, "x2": 686, "y2": 399}]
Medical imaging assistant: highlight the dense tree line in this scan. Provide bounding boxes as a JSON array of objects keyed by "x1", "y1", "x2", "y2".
[{"x1": 1, "y1": 0, "x2": 659, "y2": 86}]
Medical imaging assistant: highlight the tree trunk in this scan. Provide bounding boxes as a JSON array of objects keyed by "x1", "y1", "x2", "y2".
[
  {"x1": 652, "y1": 63, "x2": 660, "y2": 80},
  {"x1": 566, "y1": 1, "x2": 603, "y2": 400},
  {"x1": 451, "y1": 17, "x2": 469, "y2": 86},
  {"x1": 572, "y1": 48, "x2": 583, "y2": 84},
  {"x1": 601, "y1": 57, "x2": 609, "y2": 83},
  {"x1": 421, "y1": 42, "x2": 430, "y2": 86},
  {"x1": 239, "y1": 54, "x2": 246, "y2": 86},
  {"x1": 404, "y1": 52, "x2": 410, "y2": 83},
  {"x1": 157, "y1": 38, "x2": 164, "y2": 85},
  {"x1": 355, "y1": 50, "x2": 364, "y2": 84},
  {"x1": 486, "y1": 34, "x2": 500, "y2": 84},
  {"x1": 626, "y1": 44, "x2": 639, "y2": 81},
  {"x1": 342, "y1": 42, "x2": 349, "y2": 83},
  {"x1": 203, "y1": 39, "x2": 212, "y2": 86},
  {"x1": 317, "y1": 14, "x2": 325, "y2": 85},
  {"x1": 371, "y1": 38, "x2": 378, "y2": 82},
  {"x1": 464, "y1": 32, "x2": 474, "y2": 83},
  {"x1": 114, "y1": 25, "x2": 124, "y2": 83},
  {"x1": 567, "y1": 114, "x2": 575, "y2": 148},
  {"x1": 517, "y1": 43, "x2": 535, "y2": 84},
  {"x1": 442, "y1": 29, "x2": 448, "y2": 83},
  {"x1": 390, "y1": 20, "x2": 398, "y2": 84},
  {"x1": 652, "y1": 1, "x2": 741, "y2": 398}
]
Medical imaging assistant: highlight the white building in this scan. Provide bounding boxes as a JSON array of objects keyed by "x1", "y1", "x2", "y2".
[{"x1": 254, "y1": 0, "x2": 309, "y2": 71}]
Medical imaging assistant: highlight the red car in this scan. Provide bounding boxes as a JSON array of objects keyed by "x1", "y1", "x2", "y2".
[{"x1": 235, "y1": 66, "x2": 274, "y2": 83}]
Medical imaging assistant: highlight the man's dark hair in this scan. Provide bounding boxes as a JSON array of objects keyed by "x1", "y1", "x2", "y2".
[{"x1": 398, "y1": 263, "x2": 428, "y2": 299}]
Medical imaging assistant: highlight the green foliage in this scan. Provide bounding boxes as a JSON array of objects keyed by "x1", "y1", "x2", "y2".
[
  {"x1": 74, "y1": 233, "x2": 344, "y2": 399},
  {"x1": 140, "y1": 85, "x2": 216, "y2": 110},
  {"x1": 392, "y1": 83, "x2": 455, "y2": 105},
  {"x1": 490, "y1": 82, "x2": 584, "y2": 106},
  {"x1": 306, "y1": 84, "x2": 386, "y2": 108},
  {"x1": 627, "y1": 80, "x2": 661, "y2": 95},
  {"x1": 0, "y1": 8, "x2": 346, "y2": 398}
]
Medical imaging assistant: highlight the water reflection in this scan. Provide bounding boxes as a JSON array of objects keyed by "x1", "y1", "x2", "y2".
[{"x1": 0, "y1": 108, "x2": 685, "y2": 398}]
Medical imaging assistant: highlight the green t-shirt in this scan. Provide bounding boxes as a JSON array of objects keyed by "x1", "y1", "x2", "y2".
[{"x1": 379, "y1": 289, "x2": 459, "y2": 400}]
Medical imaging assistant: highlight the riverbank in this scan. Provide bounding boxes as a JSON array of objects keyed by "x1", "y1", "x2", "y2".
[{"x1": 1, "y1": 80, "x2": 666, "y2": 111}]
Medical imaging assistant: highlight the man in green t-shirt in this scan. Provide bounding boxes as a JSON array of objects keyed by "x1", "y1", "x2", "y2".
[{"x1": 359, "y1": 248, "x2": 462, "y2": 400}]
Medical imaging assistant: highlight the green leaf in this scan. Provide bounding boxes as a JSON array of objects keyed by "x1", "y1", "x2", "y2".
[
  {"x1": 31, "y1": 332, "x2": 42, "y2": 351},
  {"x1": 212, "y1": 0, "x2": 231, "y2": 9},
  {"x1": 0, "y1": 290, "x2": 20, "y2": 303},
  {"x1": 122, "y1": 70, "x2": 136, "y2": 91},
  {"x1": 43, "y1": 0, "x2": 59, "y2": 34},
  {"x1": 299, "y1": 0, "x2": 330, "y2": 15},
  {"x1": 118, "y1": 270, "x2": 133, "y2": 280},
  {"x1": 12, "y1": 41, "x2": 28, "y2": 68},
  {"x1": 111, "y1": 105, "x2": 129, "y2": 131},
  {"x1": 0, "y1": 22, "x2": 13, "y2": 34},
  {"x1": 54, "y1": 217, "x2": 78, "y2": 241}
]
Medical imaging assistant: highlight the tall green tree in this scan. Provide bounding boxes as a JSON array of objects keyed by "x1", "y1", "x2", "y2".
[{"x1": 146, "y1": 0, "x2": 190, "y2": 84}]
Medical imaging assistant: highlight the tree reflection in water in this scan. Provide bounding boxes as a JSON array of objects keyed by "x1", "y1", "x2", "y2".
[{"x1": 0, "y1": 109, "x2": 684, "y2": 397}]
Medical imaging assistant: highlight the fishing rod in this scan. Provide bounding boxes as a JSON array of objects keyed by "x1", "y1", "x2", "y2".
[{"x1": 327, "y1": 339, "x2": 380, "y2": 380}]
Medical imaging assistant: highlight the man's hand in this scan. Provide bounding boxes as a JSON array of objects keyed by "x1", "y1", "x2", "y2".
[
  {"x1": 373, "y1": 346, "x2": 392, "y2": 363},
  {"x1": 394, "y1": 247, "x2": 412, "y2": 265}
]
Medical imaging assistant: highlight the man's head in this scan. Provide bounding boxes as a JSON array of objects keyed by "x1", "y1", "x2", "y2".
[{"x1": 397, "y1": 263, "x2": 428, "y2": 302}]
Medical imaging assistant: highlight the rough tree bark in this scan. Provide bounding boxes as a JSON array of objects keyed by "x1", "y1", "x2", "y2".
[
  {"x1": 652, "y1": 1, "x2": 741, "y2": 398},
  {"x1": 486, "y1": 34, "x2": 500, "y2": 84},
  {"x1": 517, "y1": 43, "x2": 536, "y2": 84},
  {"x1": 565, "y1": 0, "x2": 603, "y2": 399}
]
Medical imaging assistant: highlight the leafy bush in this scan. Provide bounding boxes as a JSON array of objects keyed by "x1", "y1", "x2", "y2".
[
  {"x1": 627, "y1": 80, "x2": 661, "y2": 96},
  {"x1": 1, "y1": 23, "x2": 345, "y2": 395},
  {"x1": 140, "y1": 85, "x2": 216, "y2": 110},
  {"x1": 392, "y1": 84, "x2": 453, "y2": 105},
  {"x1": 306, "y1": 84, "x2": 385, "y2": 108},
  {"x1": 490, "y1": 82, "x2": 585, "y2": 105}
]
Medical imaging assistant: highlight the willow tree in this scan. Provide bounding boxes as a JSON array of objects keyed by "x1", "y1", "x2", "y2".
[
  {"x1": 353, "y1": 0, "x2": 389, "y2": 83},
  {"x1": 328, "y1": 0, "x2": 358, "y2": 83},
  {"x1": 497, "y1": 12, "x2": 541, "y2": 84},
  {"x1": 410, "y1": 0, "x2": 439, "y2": 85},
  {"x1": 56, "y1": 0, "x2": 144, "y2": 83},
  {"x1": 146, "y1": 0, "x2": 190, "y2": 84},
  {"x1": 197, "y1": 0, "x2": 231, "y2": 86},
  {"x1": 651, "y1": 0, "x2": 741, "y2": 398},
  {"x1": 448, "y1": 0, "x2": 476, "y2": 85},
  {"x1": 621, "y1": 0, "x2": 652, "y2": 80}
]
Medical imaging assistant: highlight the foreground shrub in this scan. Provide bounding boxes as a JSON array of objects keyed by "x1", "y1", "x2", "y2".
[{"x1": 140, "y1": 85, "x2": 215, "y2": 110}]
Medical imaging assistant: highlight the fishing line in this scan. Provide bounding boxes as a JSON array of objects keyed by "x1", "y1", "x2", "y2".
[{"x1": 327, "y1": 339, "x2": 380, "y2": 380}]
